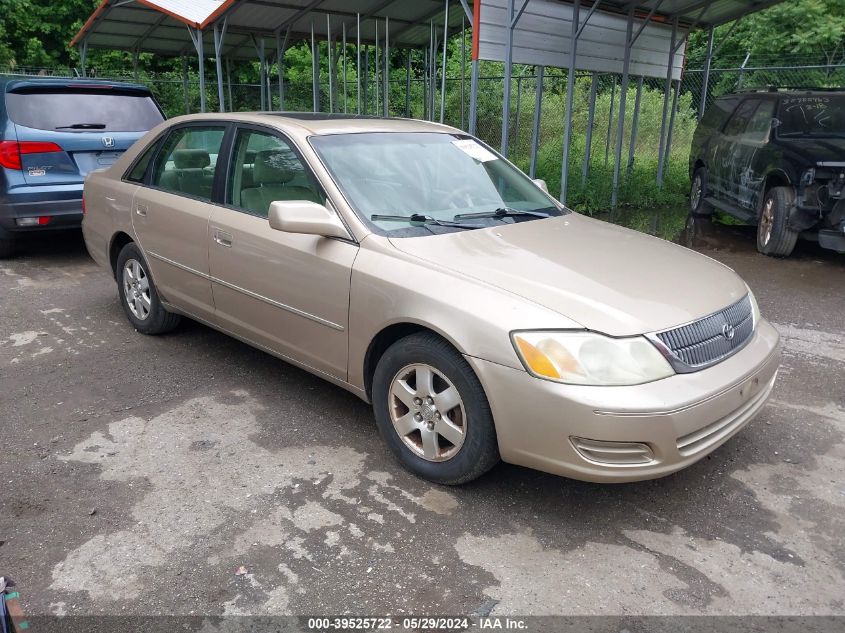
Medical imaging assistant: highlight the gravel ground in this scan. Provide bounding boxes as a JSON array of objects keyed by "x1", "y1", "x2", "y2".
[{"x1": 1, "y1": 217, "x2": 843, "y2": 619}]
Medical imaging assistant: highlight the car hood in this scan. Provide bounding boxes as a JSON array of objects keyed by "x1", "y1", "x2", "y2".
[
  {"x1": 389, "y1": 214, "x2": 748, "y2": 336},
  {"x1": 778, "y1": 137, "x2": 845, "y2": 166}
]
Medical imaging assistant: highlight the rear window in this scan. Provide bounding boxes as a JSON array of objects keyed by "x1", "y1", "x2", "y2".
[{"x1": 5, "y1": 89, "x2": 164, "y2": 132}]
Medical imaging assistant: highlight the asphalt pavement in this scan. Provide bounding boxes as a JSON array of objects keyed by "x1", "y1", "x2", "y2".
[{"x1": 1, "y1": 217, "x2": 843, "y2": 618}]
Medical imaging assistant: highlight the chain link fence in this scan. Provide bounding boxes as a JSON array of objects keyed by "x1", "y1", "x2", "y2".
[{"x1": 3, "y1": 58, "x2": 842, "y2": 211}]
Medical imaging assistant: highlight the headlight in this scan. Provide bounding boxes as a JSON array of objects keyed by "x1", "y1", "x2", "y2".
[
  {"x1": 511, "y1": 331, "x2": 674, "y2": 386},
  {"x1": 747, "y1": 287, "x2": 761, "y2": 329}
]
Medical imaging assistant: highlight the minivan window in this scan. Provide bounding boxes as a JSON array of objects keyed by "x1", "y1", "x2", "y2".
[
  {"x1": 743, "y1": 100, "x2": 776, "y2": 142},
  {"x1": 5, "y1": 89, "x2": 164, "y2": 132},
  {"x1": 701, "y1": 97, "x2": 739, "y2": 131},
  {"x1": 151, "y1": 127, "x2": 225, "y2": 201},
  {"x1": 723, "y1": 99, "x2": 760, "y2": 137}
]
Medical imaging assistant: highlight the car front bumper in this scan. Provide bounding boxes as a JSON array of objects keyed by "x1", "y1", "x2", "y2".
[{"x1": 468, "y1": 319, "x2": 781, "y2": 482}]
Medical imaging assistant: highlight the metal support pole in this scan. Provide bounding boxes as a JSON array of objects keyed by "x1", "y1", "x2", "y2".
[
  {"x1": 356, "y1": 13, "x2": 362, "y2": 114},
  {"x1": 182, "y1": 56, "x2": 189, "y2": 114},
  {"x1": 213, "y1": 18, "x2": 228, "y2": 113},
  {"x1": 440, "y1": 0, "x2": 449, "y2": 123},
  {"x1": 311, "y1": 23, "x2": 319, "y2": 112},
  {"x1": 79, "y1": 40, "x2": 88, "y2": 77},
  {"x1": 699, "y1": 26, "x2": 714, "y2": 120},
  {"x1": 610, "y1": 6, "x2": 634, "y2": 209},
  {"x1": 384, "y1": 17, "x2": 390, "y2": 117},
  {"x1": 188, "y1": 27, "x2": 207, "y2": 113},
  {"x1": 342, "y1": 23, "x2": 347, "y2": 113},
  {"x1": 604, "y1": 76, "x2": 616, "y2": 166},
  {"x1": 256, "y1": 38, "x2": 266, "y2": 110},
  {"x1": 582, "y1": 71, "x2": 598, "y2": 185},
  {"x1": 662, "y1": 79, "x2": 680, "y2": 179},
  {"x1": 529, "y1": 65, "x2": 544, "y2": 178},
  {"x1": 375, "y1": 22, "x2": 380, "y2": 114},
  {"x1": 626, "y1": 75, "x2": 643, "y2": 176},
  {"x1": 560, "y1": 0, "x2": 581, "y2": 204},
  {"x1": 461, "y1": 16, "x2": 466, "y2": 129},
  {"x1": 656, "y1": 17, "x2": 678, "y2": 186},
  {"x1": 469, "y1": 59, "x2": 479, "y2": 135},
  {"x1": 363, "y1": 47, "x2": 369, "y2": 115},
  {"x1": 327, "y1": 15, "x2": 333, "y2": 113},
  {"x1": 226, "y1": 57, "x2": 233, "y2": 111},
  {"x1": 405, "y1": 49, "x2": 412, "y2": 117},
  {"x1": 500, "y1": 0, "x2": 515, "y2": 155},
  {"x1": 277, "y1": 27, "x2": 290, "y2": 111},
  {"x1": 132, "y1": 49, "x2": 140, "y2": 82}
]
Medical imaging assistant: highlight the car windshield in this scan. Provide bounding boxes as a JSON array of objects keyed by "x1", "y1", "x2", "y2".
[
  {"x1": 776, "y1": 95, "x2": 845, "y2": 138},
  {"x1": 309, "y1": 132, "x2": 564, "y2": 236}
]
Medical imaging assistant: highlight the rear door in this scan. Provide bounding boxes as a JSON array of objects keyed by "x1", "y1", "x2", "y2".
[
  {"x1": 4, "y1": 84, "x2": 164, "y2": 186},
  {"x1": 131, "y1": 124, "x2": 228, "y2": 322},
  {"x1": 712, "y1": 98, "x2": 759, "y2": 202}
]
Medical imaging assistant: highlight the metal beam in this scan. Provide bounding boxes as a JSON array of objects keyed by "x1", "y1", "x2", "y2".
[
  {"x1": 440, "y1": 0, "x2": 448, "y2": 123},
  {"x1": 699, "y1": 25, "x2": 714, "y2": 119},
  {"x1": 582, "y1": 72, "x2": 598, "y2": 185},
  {"x1": 626, "y1": 75, "x2": 643, "y2": 176},
  {"x1": 500, "y1": 0, "x2": 515, "y2": 155},
  {"x1": 656, "y1": 17, "x2": 678, "y2": 187},
  {"x1": 213, "y1": 17, "x2": 229, "y2": 113},
  {"x1": 529, "y1": 65, "x2": 544, "y2": 179},
  {"x1": 187, "y1": 26, "x2": 206, "y2": 113},
  {"x1": 560, "y1": 0, "x2": 581, "y2": 204}
]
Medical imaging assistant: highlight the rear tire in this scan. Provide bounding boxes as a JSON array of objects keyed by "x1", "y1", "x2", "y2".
[
  {"x1": 0, "y1": 238, "x2": 15, "y2": 258},
  {"x1": 757, "y1": 186, "x2": 798, "y2": 257},
  {"x1": 371, "y1": 332, "x2": 499, "y2": 485},
  {"x1": 689, "y1": 167, "x2": 711, "y2": 216},
  {"x1": 115, "y1": 242, "x2": 181, "y2": 334}
]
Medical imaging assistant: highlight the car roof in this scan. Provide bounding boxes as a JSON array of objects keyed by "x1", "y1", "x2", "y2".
[
  {"x1": 161, "y1": 112, "x2": 463, "y2": 136},
  {"x1": 0, "y1": 76, "x2": 152, "y2": 94}
]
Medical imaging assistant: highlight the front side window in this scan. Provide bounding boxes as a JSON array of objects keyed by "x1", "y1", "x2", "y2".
[
  {"x1": 151, "y1": 126, "x2": 226, "y2": 201},
  {"x1": 776, "y1": 95, "x2": 845, "y2": 138},
  {"x1": 310, "y1": 132, "x2": 563, "y2": 236},
  {"x1": 227, "y1": 129, "x2": 324, "y2": 218},
  {"x1": 743, "y1": 100, "x2": 776, "y2": 142},
  {"x1": 723, "y1": 99, "x2": 760, "y2": 137}
]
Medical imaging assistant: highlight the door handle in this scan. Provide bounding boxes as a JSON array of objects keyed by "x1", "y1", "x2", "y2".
[
  {"x1": 213, "y1": 229, "x2": 233, "y2": 247},
  {"x1": 135, "y1": 203, "x2": 148, "y2": 216}
]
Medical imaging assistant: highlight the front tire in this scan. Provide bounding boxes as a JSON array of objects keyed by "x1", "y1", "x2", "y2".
[
  {"x1": 689, "y1": 167, "x2": 711, "y2": 216},
  {"x1": 115, "y1": 242, "x2": 181, "y2": 334},
  {"x1": 372, "y1": 332, "x2": 499, "y2": 485},
  {"x1": 757, "y1": 186, "x2": 798, "y2": 257}
]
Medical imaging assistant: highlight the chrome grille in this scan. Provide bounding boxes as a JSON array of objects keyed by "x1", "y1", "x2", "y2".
[{"x1": 653, "y1": 295, "x2": 754, "y2": 371}]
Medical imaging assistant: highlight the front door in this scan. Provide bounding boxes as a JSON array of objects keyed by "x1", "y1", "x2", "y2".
[
  {"x1": 132, "y1": 124, "x2": 227, "y2": 322},
  {"x1": 208, "y1": 126, "x2": 358, "y2": 380}
]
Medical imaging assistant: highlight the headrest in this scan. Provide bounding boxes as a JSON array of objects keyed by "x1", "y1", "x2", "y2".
[
  {"x1": 173, "y1": 149, "x2": 210, "y2": 169},
  {"x1": 253, "y1": 149, "x2": 297, "y2": 185}
]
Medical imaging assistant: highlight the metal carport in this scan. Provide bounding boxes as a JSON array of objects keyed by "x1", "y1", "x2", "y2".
[{"x1": 71, "y1": 0, "x2": 788, "y2": 206}]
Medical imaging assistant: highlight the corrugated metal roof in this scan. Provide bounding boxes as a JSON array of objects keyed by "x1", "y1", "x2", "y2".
[{"x1": 71, "y1": 0, "x2": 786, "y2": 61}]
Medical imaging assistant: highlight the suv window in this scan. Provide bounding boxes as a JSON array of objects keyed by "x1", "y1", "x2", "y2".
[
  {"x1": 743, "y1": 100, "x2": 776, "y2": 142},
  {"x1": 701, "y1": 97, "x2": 740, "y2": 132},
  {"x1": 723, "y1": 99, "x2": 760, "y2": 137},
  {"x1": 5, "y1": 89, "x2": 163, "y2": 132},
  {"x1": 226, "y1": 129, "x2": 324, "y2": 218},
  {"x1": 151, "y1": 126, "x2": 225, "y2": 201}
]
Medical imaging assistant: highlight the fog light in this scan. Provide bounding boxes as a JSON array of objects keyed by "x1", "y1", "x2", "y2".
[
  {"x1": 16, "y1": 216, "x2": 51, "y2": 226},
  {"x1": 570, "y1": 437, "x2": 655, "y2": 465}
]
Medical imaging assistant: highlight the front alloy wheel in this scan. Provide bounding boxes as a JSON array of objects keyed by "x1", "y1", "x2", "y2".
[
  {"x1": 389, "y1": 363, "x2": 466, "y2": 462},
  {"x1": 757, "y1": 186, "x2": 798, "y2": 257},
  {"x1": 372, "y1": 332, "x2": 499, "y2": 484}
]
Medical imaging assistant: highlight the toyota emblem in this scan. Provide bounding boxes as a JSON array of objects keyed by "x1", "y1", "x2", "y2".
[
  {"x1": 102, "y1": 136, "x2": 115, "y2": 148},
  {"x1": 722, "y1": 323, "x2": 736, "y2": 340}
]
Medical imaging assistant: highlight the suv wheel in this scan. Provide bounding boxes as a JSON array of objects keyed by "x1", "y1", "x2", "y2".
[
  {"x1": 116, "y1": 242, "x2": 181, "y2": 334},
  {"x1": 371, "y1": 332, "x2": 500, "y2": 485},
  {"x1": 689, "y1": 167, "x2": 711, "y2": 216},
  {"x1": 757, "y1": 186, "x2": 798, "y2": 257}
]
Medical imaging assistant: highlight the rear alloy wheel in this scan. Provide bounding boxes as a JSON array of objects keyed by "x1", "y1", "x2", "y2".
[
  {"x1": 689, "y1": 167, "x2": 711, "y2": 216},
  {"x1": 116, "y1": 242, "x2": 181, "y2": 334},
  {"x1": 757, "y1": 186, "x2": 798, "y2": 257},
  {"x1": 372, "y1": 332, "x2": 499, "y2": 484}
]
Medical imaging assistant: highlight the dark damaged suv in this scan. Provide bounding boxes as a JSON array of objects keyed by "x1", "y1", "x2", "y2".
[{"x1": 689, "y1": 89, "x2": 844, "y2": 256}]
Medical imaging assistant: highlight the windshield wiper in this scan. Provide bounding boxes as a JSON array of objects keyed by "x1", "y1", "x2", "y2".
[
  {"x1": 453, "y1": 206, "x2": 553, "y2": 221},
  {"x1": 371, "y1": 213, "x2": 483, "y2": 229},
  {"x1": 55, "y1": 123, "x2": 107, "y2": 130}
]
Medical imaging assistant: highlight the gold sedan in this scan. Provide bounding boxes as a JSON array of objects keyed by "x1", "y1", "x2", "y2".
[{"x1": 82, "y1": 113, "x2": 780, "y2": 484}]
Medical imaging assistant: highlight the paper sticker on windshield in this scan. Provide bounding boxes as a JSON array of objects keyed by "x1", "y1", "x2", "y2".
[{"x1": 452, "y1": 139, "x2": 497, "y2": 162}]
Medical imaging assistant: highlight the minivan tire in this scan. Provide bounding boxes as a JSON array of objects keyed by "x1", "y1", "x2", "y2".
[
  {"x1": 115, "y1": 242, "x2": 181, "y2": 334},
  {"x1": 757, "y1": 186, "x2": 798, "y2": 257},
  {"x1": 690, "y1": 167, "x2": 711, "y2": 216},
  {"x1": 372, "y1": 332, "x2": 500, "y2": 485}
]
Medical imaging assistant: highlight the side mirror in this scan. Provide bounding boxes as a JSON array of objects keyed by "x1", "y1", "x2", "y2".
[
  {"x1": 268, "y1": 200, "x2": 350, "y2": 239},
  {"x1": 532, "y1": 178, "x2": 549, "y2": 194}
]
